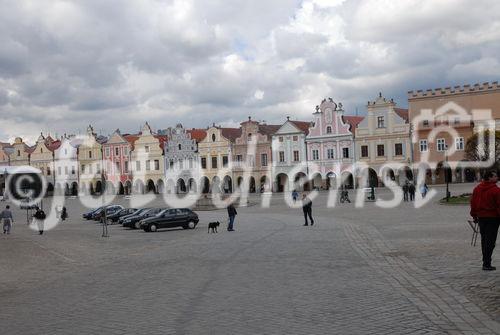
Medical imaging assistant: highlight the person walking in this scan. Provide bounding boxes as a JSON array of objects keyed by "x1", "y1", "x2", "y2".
[
  {"x1": 302, "y1": 194, "x2": 314, "y2": 226},
  {"x1": 408, "y1": 183, "x2": 416, "y2": 201},
  {"x1": 33, "y1": 206, "x2": 47, "y2": 235},
  {"x1": 420, "y1": 183, "x2": 429, "y2": 198},
  {"x1": 292, "y1": 190, "x2": 299, "y2": 203},
  {"x1": 402, "y1": 182, "x2": 409, "y2": 202},
  {"x1": 470, "y1": 170, "x2": 500, "y2": 271},
  {"x1": 227, "y1": 203, "x2": 237, "y2": 232},
  {"x1": 1, "y1": 205, "x2": 13, "y2": 234},
  {"x1": 61, "y1": 206, "x2": 68, "y2": 221}
]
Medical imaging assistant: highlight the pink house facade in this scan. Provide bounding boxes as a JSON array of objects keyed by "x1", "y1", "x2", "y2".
[
  {"x1": 306, "y1": 98, "x2": 362, "y2": 189},
  {"x1": 103, "y1": 130, "x2": 133, "y2": 194}
]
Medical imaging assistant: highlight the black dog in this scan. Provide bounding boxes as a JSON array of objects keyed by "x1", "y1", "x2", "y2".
[{"x1": 208, "y1": 221, "x2": 220, "y2": 233}]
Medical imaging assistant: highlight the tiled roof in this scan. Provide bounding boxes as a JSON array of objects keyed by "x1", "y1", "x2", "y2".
[
  {"x1": 187, "y1": 128, "x2": 207, "y2": 142},
  {"x1": 343, "y1": 116, "x2": 364, "y2": 131},
  {"x1": 124, "y1": 134, "x2": 139, "y2": 150},
  {"x1": 154, "y1": 135, "x2": 168, "y2": 150},
  {"x1": 221, "y1": 128, "x2": 241, "y2": 142},
  {"x1": 395, "y1": 108, "x2": 409, "y2": 122},
  {"x1": 47, "y1": 140, "x2": 61, "y2": 151},
  {"x1": 258, "y1": 124, "x2": 281, "y2": 137},
  {"x1": 290, "y1": 121, "x2": 312, "y2": 135}
]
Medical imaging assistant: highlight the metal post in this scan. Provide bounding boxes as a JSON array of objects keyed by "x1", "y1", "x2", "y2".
[{"x1": 445, "y1": 145, "x2": 450, "y2": 202}]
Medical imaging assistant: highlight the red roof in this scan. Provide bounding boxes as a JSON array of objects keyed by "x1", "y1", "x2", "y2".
[
  {"x1": 221, "y1": 128, "x2": 241, "y2": 142},
  {"x1": 343, "y1": 116, "x2": 364, "y2": 131},
  {"x1": 187, "y1": 128, "x2": 207, "y2": 142},
  {"x1": 290, "y1": 121, "x2": 312, "y2": 135},
  {"x1": 124, "y1": 134, "x2": 139, "y2": 150},
  {"x1": 395, "y1": 108, "x2": 409, "y2": 122},
  {"x1": 258, "y1": 124, "x2": 281, "y2": 137},
  {"x1": 47, "y1": 140, "x2": 61, "y2": 151},
  {"x1": 154, "y1": 135, "x2": 168, "y2": 150}
]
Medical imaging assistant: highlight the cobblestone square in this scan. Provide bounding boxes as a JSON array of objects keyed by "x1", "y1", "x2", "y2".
[{"x1": 1, "y1": 184, "x2": 500, "y2": 334}]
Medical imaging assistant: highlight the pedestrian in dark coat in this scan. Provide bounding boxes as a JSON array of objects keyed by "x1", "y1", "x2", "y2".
[
  {"x1": 408, "y1": 183, "x2": 416, "y2": 201},
  {"x1": 61, "y1": 207, "x2": 68, "y2": 221},
  {"x1": 470, "y1": 170, "x2": 500, "y2": 271},
  {"x1": 1, "y1": 205, "x2": 13, "y2": 234},
  {"x1": 227, "y1": 203, "x2": 237, "y2": 231},
  {"x1": 402, "y1": 183, "x2": 409, "y2": 202},
  {"x1": 33, "y1": 207, "x2": 46, "y2": 235},
  {"x1": 302, "y1": 194, "x2": 314, "y2": 226}
]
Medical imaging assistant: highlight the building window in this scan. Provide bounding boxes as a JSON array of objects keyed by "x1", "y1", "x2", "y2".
[
  {"x1": 248, "y1": 133, "x2": 252, "y2": 141},
  {"x1": 115, "y1": 161, "x2": 120, "y2": 174},
  {"x1": 105, "y1": 147, "x2": 110, "y2": 157},
  {"x1": 279, "y1": 136, "x2": 283, "y2": 142},
  {"x1": 88, "y1": 150, "x2": 92, "y2": 159},
  {"x1": 189, "y1": 158, "x2": 193, "y2": 169},
  {"x1": 211, "y1": 156, "x2": 217, "y2": 169},
  {"x1": 361, "y1": 145, "x2": 369, "y2": 158},
  {"x1": 327, "y1": 148, "x2": 335, "y2": 159},
  {"x1": 17, "y1": 150, "x2": 20, "y2": 157},
  {"x1": 342, "y1": 148, "x2": 349, "y2": 159},
  {"x1": 201, "y1": 157, "x2": 207, "y2": 169},
  {"x1": 261, "y1": 153, "x2": 268, "y2": 167},
  {"x1": 312, "y1": 149, "x2": 319, "y2": 160},
  {"x1": 136, "y1": 161, "x2": 141, "y2": 171},
  {"x1": 124, "y1": 161, "x2": 129, "y2": 173},
  {"x1": 47, "y1": 167, "x2": 51, "y2": 175},
  {"x1": 236, "y1": 154, "x2": 243, "y2": 162},
  {"x1": 293, "y1": 150, "x2": 299, "y2": 162},
  {"x1": 419, "y1": 140, "x2": 428, "y2": 152},
  {"x1": 146, "y1": 160, "x2": 151, "y2": 171},
  {"x1": 124, "y1": 147, "x2": 129, "y2": 156},
  {"x1": 326, "y1": 126, "x2": 332, "y2": 134},
  {"x1": 96, "y1": 164, "x2": 100, "y2": 174},
  {"x1": 222, "y1": 155, "x2": 229, "y2": 167},
  {"x1": 145, "y1": 146, "x2": 150, "y2": 153},
  {"x1": 437, "y1": 138, "x2": 446, "y2": 152},
  {"x1": 178, "y1": 144, "x2": 182, "y2": 151},
  {"x1": 58, "y1": 166, "x2": 62, "y2": 175},
  {"x1": 454, "y1": 117, "x2": 460, "y2": 125},
  {"x1": 279, "y1": 151, "x2": 285, "y2": 163},
  {"x1": 377, "y1": 116, "x2": 385, "y2": 128},
  {"x1": 154, "y1": 160, "x2": 160, "y2": 170},
  {"x1": 394, "y1": 143, "x2": 403, "y2": 156},
  {"x1": 377, "y1": 144, "x2": 385, "y2": 157},
  {"x1": 169, "y1": 160, "x2": 174, "y2": 169},
  {"x1": 40, "y1": 148, "x2": 43, "y2": 153},
  {"x1": 212, "y1": 134, "x2": 216, "y2": 142},
  {"x1": 292, "y1": 135, "x2": 298, "y2": 141},
  {"x1": 455, "y1": 137, "x2": 464, "y2": 151},
  {"x1": 423, "y1": 120, "x2": 429, "y2": 127},
  {"x1": 115, "y1": 147, "x2": 119, "y2": 156},
  {"x1": 81, "y1": 164, "x2": 86, "y2": 174},
  {"x1": 71, "y1": 166, "x2": 75, "y2": 175}
]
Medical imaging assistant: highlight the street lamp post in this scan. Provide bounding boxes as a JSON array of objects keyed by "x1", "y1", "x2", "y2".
[{"x1": 445, "y1": 144, "x2": 450, "y2": 202}]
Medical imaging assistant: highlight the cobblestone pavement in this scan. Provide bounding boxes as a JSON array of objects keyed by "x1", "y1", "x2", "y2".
[{"x1": 1, "y1": 183, "x2": 499, "y2": 334}]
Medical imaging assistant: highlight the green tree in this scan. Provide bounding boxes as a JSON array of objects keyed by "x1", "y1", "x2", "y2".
[{"x1": 465, "y1": 130, "x2": 500, "y2": 171}]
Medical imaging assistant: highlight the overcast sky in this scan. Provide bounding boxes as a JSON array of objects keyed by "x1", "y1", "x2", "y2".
[{"x1": 1, "y1": 0, "x2": 500, "y2": 143}]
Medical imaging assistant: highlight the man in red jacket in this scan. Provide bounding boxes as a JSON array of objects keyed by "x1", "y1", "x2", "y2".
[{"x1": 470, "y1": 170, "x2": 500, "y2": 271}]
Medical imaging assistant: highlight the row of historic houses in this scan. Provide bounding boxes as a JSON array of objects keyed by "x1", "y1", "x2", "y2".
[{"x1": 1, "y1": 82, "x2": 499, "y2": 196}]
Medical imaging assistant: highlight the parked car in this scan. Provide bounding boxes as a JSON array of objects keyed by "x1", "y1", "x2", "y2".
[
  {"x1": 140, "y1": 208, "x2": 199, "y2": 232},
  {"x1": 92, "y1": 205, "x2": 124, "y2": 221},
  {"x1": 107, "y1": 208, "x2": 138, "y2": 223},
  {"x1": 118, "y1": 208, "x2": 150, "y2": 225},
  {"x1": 122, "y1": 208, "x2": 165, "y2": 229},
  {"x1": 83, "y1": 207, "x2": 104, "y2": 220}
]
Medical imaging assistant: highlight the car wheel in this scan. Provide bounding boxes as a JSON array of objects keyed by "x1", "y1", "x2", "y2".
[
  {"x1": 185, "y1": 221, "x2": 196, "y2": 229},
  {"x1": 149, "y1": 224, "x2": 157, "y2": 232},
  {"x1": 134, "y1": 221, "x2": 142, "y2": 229}
]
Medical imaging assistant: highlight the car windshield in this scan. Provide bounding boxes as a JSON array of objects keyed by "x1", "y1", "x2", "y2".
[{"x1": 157, "y1": 209, "x2": 168, "y2": 216}]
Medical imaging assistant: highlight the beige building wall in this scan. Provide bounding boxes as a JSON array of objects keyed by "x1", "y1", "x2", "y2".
[
  {"x1": 130, "y1": 123, "x2": 166, "y2": 194},
  {"x1": 78, "y1": 126, "x2": 104, "y2": 194}
]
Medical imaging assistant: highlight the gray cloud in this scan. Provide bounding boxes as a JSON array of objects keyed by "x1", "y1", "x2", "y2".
[{"x1": 0, "y1": 0, "x2": 499, "y2": 142}]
